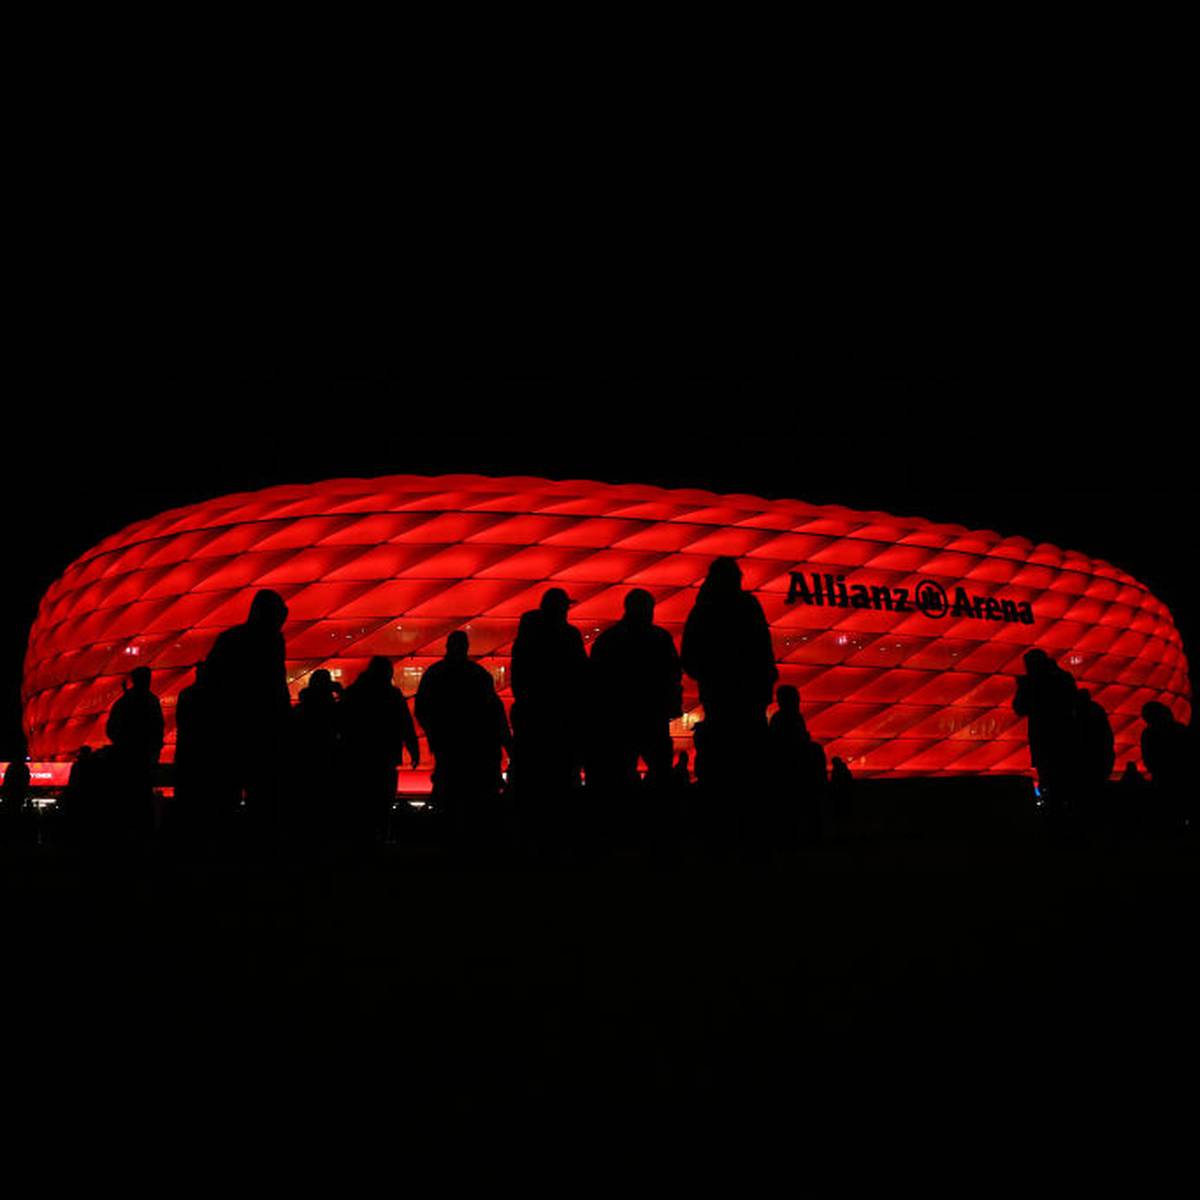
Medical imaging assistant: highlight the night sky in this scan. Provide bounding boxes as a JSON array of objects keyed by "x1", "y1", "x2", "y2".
[
  {"x1": 8, "y1": 7, "x2": 1194, "y2": 761},
  {"x1": 3, "y1": 378, "x2": 1194, "y2": 761}
]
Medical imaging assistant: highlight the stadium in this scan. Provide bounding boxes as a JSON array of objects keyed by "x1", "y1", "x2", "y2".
[{"x1": 18, "y1": 474, "x2": 1192, "y2": 789}]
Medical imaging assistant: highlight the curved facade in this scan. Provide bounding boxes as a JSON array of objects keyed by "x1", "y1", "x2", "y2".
[{"x1": 22, "y1": 474, "x2": 1191, "y2": 783}]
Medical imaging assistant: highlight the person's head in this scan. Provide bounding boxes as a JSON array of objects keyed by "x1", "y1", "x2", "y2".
[
  {"x1": 308, "y1": 668, "x2": 333, "y2": 692},
  {"x1": 776, "y1": 684, "x2": 800, "y2": 715},
  {"x1": 446, "y1": 631, "x2": 469, "y2": 661},
  {"x1": 1142, "y1": 700, "x2": 1172, "y2": 726},
  {"x1": 704, "y1": 556, "x2": 743, "y2": 594},
  {"x1": 129, "y1": 667, "x2": 152, "y2": 692},
  {"x1": 623, "y1": 588, "x2": 654, "y2": 625},
  {"x1": 193, "y1": 660, "x2": 208, "y2": 684},
  {"x1": 540, "y1": 587, "x2": 571, "y2": 623},
  {"x1": 1023, "y1": 648, "x2": 1051, "y2": 674},
  {"x1": 366, "y1": 655, "x2": 394, "y2": 685},
  {"x1": 249, "y1": 589, "x2": 288, "y2": 631},
  {"x1": 77, "y1": 745, "x2": 92, "y2": 761}
]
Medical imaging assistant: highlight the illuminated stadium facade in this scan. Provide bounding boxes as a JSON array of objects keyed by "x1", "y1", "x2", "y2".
[{"x1": 21, "y1": 474, "x2": 1192, "y2": 784}]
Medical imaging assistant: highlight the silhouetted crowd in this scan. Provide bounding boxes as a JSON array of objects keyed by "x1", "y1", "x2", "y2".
[
  {"x1": 1014, "y1": 648, "x2": 1194, "y2": 842},
  {"x1": 1, "y1": 555, "x2": 1195, "y2": 855},
  {"x1": 1, "y1": 559, "x2": 831, "y2": 856}
]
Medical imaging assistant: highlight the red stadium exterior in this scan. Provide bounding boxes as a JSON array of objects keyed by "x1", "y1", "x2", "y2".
[{"x1": 21, "y1": 474, "x2": 1192, "y2": 785}]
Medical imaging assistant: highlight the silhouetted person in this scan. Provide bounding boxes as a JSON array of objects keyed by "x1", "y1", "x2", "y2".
[
  {"x1": 767, "y1": 685, "x2": 827, "y2": 846},
  {"x1": 107, "y1": 667, "x2": 165, "y2": 770},
  {"x1": 1116, "y1": 760, "x2": 1148, "y2": 841},
  {"x1": 681, "y1": 557, "x2": 777, "y2": 799},
  {"x1": 589, "y1": 589, "x2": 682, "y2": 795},
  {"x1": 1073, "y1": 687, "x2": 1115, "y2": 840},
  {"x1": 60, "y1": 744, "x2": 100, "y2": 844},
  {"x1": 202, "y1": 589, "x2": 291, "y2": 839},
  {"x1": 828, "y1": 754, "x2": 855, "y2": 834},
  {"x1": 510, "y1": 588, "x2": 589, "y2": 846},
  {"x1": 339, "y1": 656, "x2": 419, "y2": 845},
  {"x1": 1140, "y1": 701, "x2": 1191, "y2": 833},
  {"x1": 1014, "y1": 649, "x2": 1079, "y2": 835},
  {"x1": 1, "y1": 747, "x2": 32, "y2": 844},
  {"x1": 1076, "y1": 689, "x2": 1115, "y2": 787},
  {"x1": 172, "y1": 660, "x2": 225, "y2": 844},
  {"x1": 292, "y1": 668, "x2": 343, "y2": 843},
  {"x1": 1141, "y1": 702, "x2": 1189, "y2": 787},
  {"x1": 298, "y1": 667, "x2": 342, "y2": 714},
  {"x1": 672, "y1": 750, "x2": 692, "y2": 790},
  {"x1": 104, "y1": 666, "x2": 164, "y2": 838},
  {"x1": 415, "y1": 632, "x2": 511, "y2": 847},
  {"x1": 829, "y1": 756, "x2": 853, "y2": 798},
  {"x1": 64, "y1": 743, "x2": 95, "y2": 796}
]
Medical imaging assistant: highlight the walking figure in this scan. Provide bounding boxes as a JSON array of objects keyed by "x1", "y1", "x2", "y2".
[
  {"x1": 415, "y1": 632, "x2": 511, "y2": 848},
  {"x1": 202, "y1": 589, "x2": 292, "y2": 839},
  {"x1": 105, "y1": 666, "x2": 164, "y2": 837},
  {"x1": 681, "y1": 557, "x2": 777, "y2": 801},
  {"x1": 767, "y1": 685, "x2": 827, "y2": 846},
  {"x1": 0, "y1": 746, "x2": 32, "y2": 844},
  {"x1": 292, "y1": 668, "x2": 343, "y2": 843},
  {"x1": 510, "y1": 587, "x2": 589, "y2": 847},
  {"x1": 589, "y1": 588, "x2": 682, "y2": 794},
  {"x1": 1013, "y1": 649, "x2": 1079, "y2": 840},
  {"x1": 1140, "y1": 701, "x2": 1192, "y2": 833},
  {"x1": 339, "y1": 656, "x2": 419, "y2": 845}
]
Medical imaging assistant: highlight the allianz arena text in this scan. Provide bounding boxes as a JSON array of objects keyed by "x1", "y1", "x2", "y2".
[{"x1": 22, "y1": 475, "x2": 1192, "y2": 785}]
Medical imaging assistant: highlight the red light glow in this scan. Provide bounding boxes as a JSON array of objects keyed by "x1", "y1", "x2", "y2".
[{"x1": 21, "y1": 475, "x2": 1191, "y2": 781}]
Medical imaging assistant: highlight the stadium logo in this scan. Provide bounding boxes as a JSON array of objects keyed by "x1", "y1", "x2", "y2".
[{"x1": 785, "y1": 572, "x2": 1035, "y2": 625}]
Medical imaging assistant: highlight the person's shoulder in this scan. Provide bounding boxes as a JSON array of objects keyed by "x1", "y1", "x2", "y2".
[
  {"x1": 591, "y1": 623, "x2": 616, "y2": 648},
  {"x1": 742, "y1": 589, "x2": 767, "y2": 613},
  {"x1": 210, "y1": 624, "x2": 245, "y2": 653}
]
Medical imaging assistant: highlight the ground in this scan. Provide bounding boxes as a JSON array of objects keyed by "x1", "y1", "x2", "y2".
[{"x1": 3, "y1": 787, "x2": 1197, "y2": 1171}]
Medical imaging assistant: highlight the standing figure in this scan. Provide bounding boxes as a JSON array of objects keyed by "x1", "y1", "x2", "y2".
[
  {"x1": 1013, "y1": 649, "x2": 1080, "y2": 833},
  {"x1": 589, "y1": 589, "x2": 682, "y2": 792},
  {"x1": 105, "y1": 666, "x2": 164, "y2": 837},
  {"x1": 415, "y1": 632, "x2": 511, "y2": 846},
  {"x1": 202, "y1": 589, "x2": 292, "y2": 840},
  {"x1": 589, "y1": 589, "x2": 682, "y2": 848},
  {"x1": 829, "y1": 755, "x2": 854, "y2": 824},
  {"x1": 59, "y1": 745, "x2": 99, "y2": 844},
  {"x1": 1076, "y1": 689, "x2": 1115, "y2": 787},
  {"x1": 767, "y1": 685, "x2": 827, "y2": 846},
  {"x1": 681, "y1": 557, "x2": 777, "y2": 796},
  {"x1": 0, "y1": 746, "x2": 32, "y2": 845},
  {"x1": 292, "y1": 668, "x2": 343, "y2": 843},
  {"x1": 339, "y1": 656, "x2": 419, "y2": 845},
  {"x1": 173, "y1": 661, "x2": 220, "y2": 841},
  {"x1": 1140, "y1": 701, "x2": 1192, "y2": 833},
  {"x1": 510, "y1": 588, "x2": 590, "y2": 843}
]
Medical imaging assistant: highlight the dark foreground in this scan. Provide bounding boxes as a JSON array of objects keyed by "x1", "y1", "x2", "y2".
[{"x1": 3, "y1": 782, "x2": 1197, "y2": 1174}]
